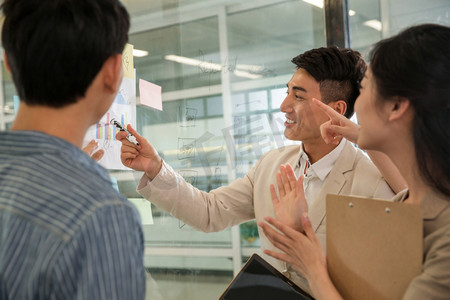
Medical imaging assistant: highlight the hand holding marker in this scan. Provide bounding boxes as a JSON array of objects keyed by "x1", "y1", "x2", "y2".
[{"x1": 110, "y1": 118, "x2": 140, "y2": 146}]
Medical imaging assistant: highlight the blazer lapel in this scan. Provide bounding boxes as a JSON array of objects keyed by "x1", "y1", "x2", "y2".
[{"x1": 309, "y1": 142, "x2": 358, "y2": 232}]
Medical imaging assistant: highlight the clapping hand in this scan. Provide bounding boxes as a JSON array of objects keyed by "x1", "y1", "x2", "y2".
[{"x1": 270, "y1": 164, "x2": 308, "y2": 232}]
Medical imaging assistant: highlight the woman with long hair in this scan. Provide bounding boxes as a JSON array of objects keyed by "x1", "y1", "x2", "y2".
[{"x1": 259, "y1": 23, "x2": 450, "y2": 299}]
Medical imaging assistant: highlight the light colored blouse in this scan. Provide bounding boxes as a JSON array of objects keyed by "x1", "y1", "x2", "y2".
[{"x1": 393, "y1": 189, "x2": 450, "y2": 299}]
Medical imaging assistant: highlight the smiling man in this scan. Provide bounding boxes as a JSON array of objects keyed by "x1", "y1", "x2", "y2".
[{"x1": 117, "y1": 46, "x2": 395, "y2": 292}]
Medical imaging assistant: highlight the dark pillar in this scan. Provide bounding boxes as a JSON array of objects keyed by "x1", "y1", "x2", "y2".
[{"x1": 324, "y1": 0, "x2": 350, "y2": 48}]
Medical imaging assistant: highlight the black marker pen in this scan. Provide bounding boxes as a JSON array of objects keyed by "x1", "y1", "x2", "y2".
[{"x1": 110, "y1": 118, "x2": 140, "y2": 146}]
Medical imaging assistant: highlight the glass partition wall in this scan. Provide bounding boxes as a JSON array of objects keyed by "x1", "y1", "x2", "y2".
[
  {"x1": 119, "y1": 2, "x2": 325, "y2": 298},
  {"x1": 348, "y1": 0, "x2": 450, "y2": 57},
  {"x1": 1, "y1": 1, "x2": 449, "y2": 299}
]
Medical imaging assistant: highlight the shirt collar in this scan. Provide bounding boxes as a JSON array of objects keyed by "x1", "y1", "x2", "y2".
[{"x1": 297, "y1": 139, "x2": 347, "y2": 181}]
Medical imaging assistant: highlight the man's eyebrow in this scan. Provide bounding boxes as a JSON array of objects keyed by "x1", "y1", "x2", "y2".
[{"x1": 286, "y1": 83, "x2": 307, "y2": 93}]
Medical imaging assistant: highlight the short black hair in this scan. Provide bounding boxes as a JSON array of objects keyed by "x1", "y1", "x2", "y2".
[
  {"x1": 291, "y1": 46, "x2": 366, "y2": 118},
  {"x1": 1, "y1": 0, "x2": 130, "y2": 108},
  {"x1": 369, "y1": 23, "x2": 450, "y2": 197}
]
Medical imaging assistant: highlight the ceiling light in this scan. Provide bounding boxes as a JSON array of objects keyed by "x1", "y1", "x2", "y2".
[
  {"x1": 303, "y1": 0, "x2": 323, "y2": 9},
  {"x1": 349, "y1": 10, "x2": 356, "y2": 16},
  {"x1": 234, "y1": 64, "x2": 264, "y2": 72},
  {"x1": 133, "y1": 49, "x2": 149, "y2": 57},
  {"x1": 165, "y1": 54, "x2": 264, "y2": 79},
  {"x1": 164, "y1": 55, "x2": 222, "y2": 71},
  {"x1": 233, "y1": 70, "x2": 263, "y2": 79},
  {"x1": 364, "y1": 19, "x2": 382, "y2": 31}
]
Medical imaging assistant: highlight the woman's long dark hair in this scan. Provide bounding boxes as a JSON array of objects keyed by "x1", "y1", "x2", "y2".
[{"x1": 369, "y1": 24, "x2": 450, "y2": 196}]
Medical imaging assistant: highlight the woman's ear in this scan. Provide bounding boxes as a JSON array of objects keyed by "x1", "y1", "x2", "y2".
[
  {"x1": 388, "y1": 96, "x2": 411, "y2": 122},
  {"x1": 331, "y1": 100, "x2": 347, "y2": 116}
]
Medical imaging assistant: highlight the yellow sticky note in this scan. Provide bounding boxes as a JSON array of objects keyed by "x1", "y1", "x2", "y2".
[{"x1": 122, "y1": 43, "x2": 134, "y2": 79}]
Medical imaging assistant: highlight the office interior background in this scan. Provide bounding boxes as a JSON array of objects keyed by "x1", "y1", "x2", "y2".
[{"x1": 0, "y1": 0, "x2": 449, "y2": 299}]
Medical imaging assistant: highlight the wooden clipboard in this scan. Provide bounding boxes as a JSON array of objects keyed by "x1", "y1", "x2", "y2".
[{"x1": 326, "y1": 194, "x2": 423, "y2": 300}]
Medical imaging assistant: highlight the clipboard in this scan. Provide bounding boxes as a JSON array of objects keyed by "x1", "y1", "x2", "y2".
[
  {"x1": 326, "y1": 194, "x2": 423, "y2": 300},
  {"x1": 219, "y1": 254, "x2": 314, "y2": 300}
]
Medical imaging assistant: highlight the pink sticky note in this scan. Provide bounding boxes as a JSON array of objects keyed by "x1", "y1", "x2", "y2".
[{"x1": 139, "y1": 79, "x2": 162, "y2": 111}]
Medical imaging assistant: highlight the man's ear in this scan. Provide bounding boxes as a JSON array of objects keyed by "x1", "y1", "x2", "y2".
[
  {"x1": 102, "y1": 54, "x2": 123, "y2": 94},
  {"x1": 3, "y1": 52, "x2": 12, "y2": 74},
  {"x1": 330, "y1": 100, "x2": 347, "y2": 116},
  {"x1": 388, "y1": 96, "x2": 411, "y2": 122}
]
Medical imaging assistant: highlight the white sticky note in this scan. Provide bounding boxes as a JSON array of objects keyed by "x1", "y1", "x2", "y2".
[
  {"x1": 128, "y1": 198, "x2": 154, "y2": 225},
  {"x1": 139, "y1": 79, "x2": 162, "y2": 111}
]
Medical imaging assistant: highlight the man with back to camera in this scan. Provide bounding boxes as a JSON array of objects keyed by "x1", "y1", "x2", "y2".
[
  {"x1": 0, "y1": 0, "x2": 146, "y2": 299},
  {"x1": 117, "y1": 46, "x2": 396, "y2": 292}
]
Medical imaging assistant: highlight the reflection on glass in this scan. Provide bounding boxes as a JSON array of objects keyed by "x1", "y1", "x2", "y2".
[
  {"x1": 227, "y1": 1, "x2": 325, "y2": 84},
  {"x1": 349, "y1": 0, "x2": 450, "y2": 57},
  {"x1": 129, "y1": 17, "x2": 221, "y2": 93},
  {"x1": 123, "y1": 3, "x2": 326, "y2": 298}
]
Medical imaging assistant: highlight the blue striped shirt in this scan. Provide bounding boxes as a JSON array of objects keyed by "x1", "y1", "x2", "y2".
[{"x1": 0, "y1": 131, "x2": 145, "y2": 299}]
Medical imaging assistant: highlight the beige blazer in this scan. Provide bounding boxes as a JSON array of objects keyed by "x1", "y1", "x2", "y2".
[
  {"x1": 137, "y1": 141, "x2": 395, "y2": 289},
  {"x1": 394, "y1": 190, "x2": 450, "y2": 299}
]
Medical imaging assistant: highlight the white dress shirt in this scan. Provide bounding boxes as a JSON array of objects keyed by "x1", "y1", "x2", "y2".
[{"x1": 296, "y1": 139, "x2": 347, "y2": 207}]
